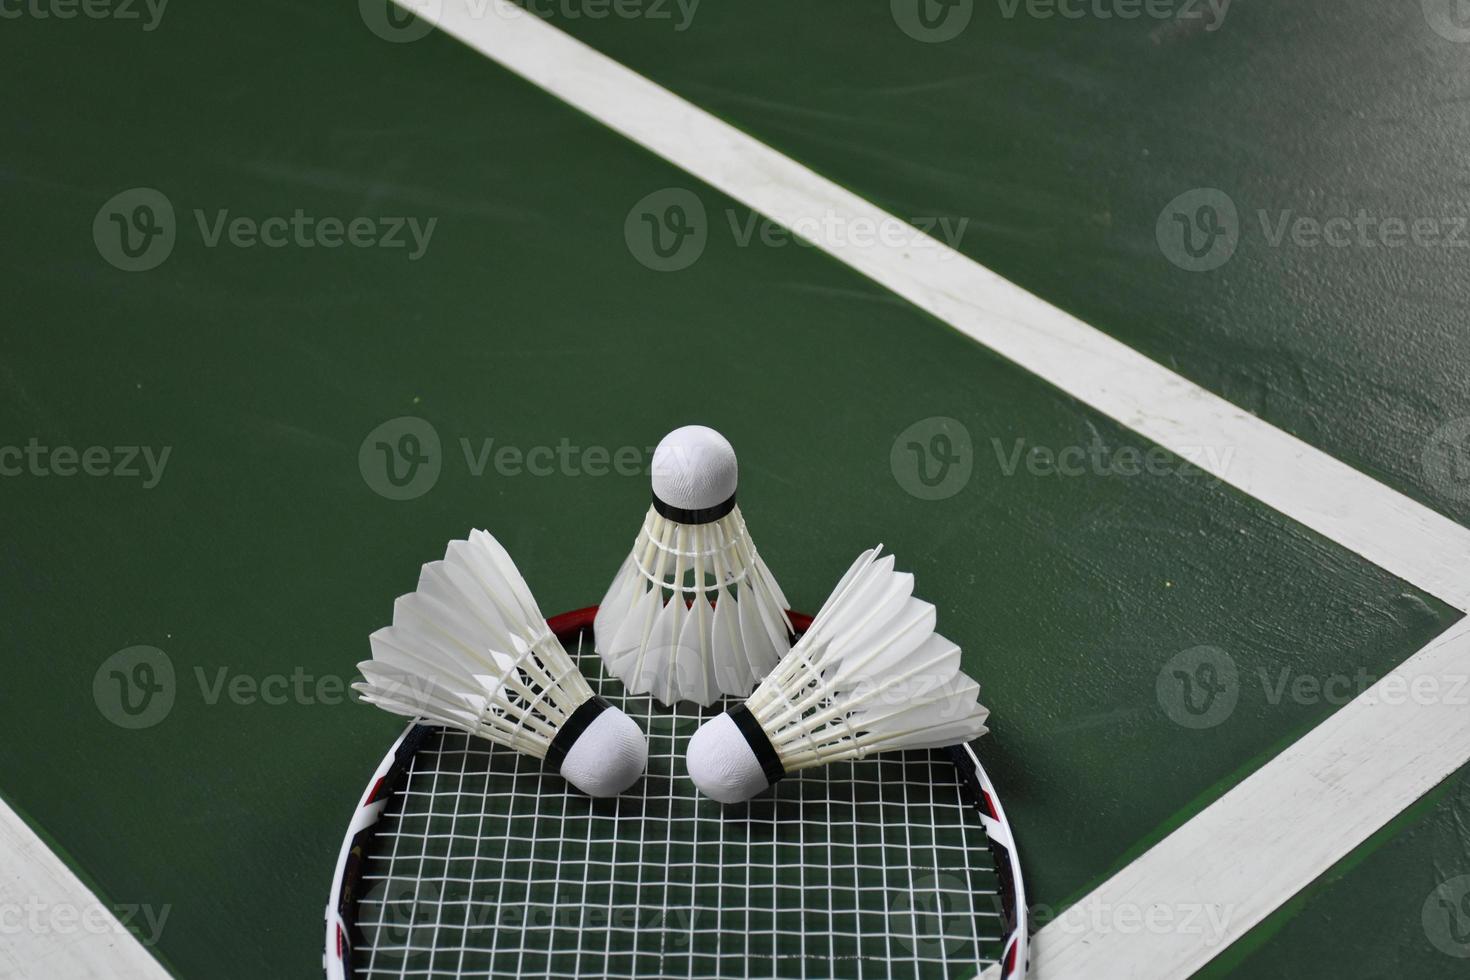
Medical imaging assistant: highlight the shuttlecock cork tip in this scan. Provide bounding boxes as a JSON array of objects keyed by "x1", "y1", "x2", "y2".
[
  {"x1": 687, "y1": 711, "x2": 775, "y2": 804},
  {"x1": 651, "y1": 425, "x2": 738, "y2": 521},
  {"x1": 557, "y1": 705, "x2": 648, "y2": 798}
]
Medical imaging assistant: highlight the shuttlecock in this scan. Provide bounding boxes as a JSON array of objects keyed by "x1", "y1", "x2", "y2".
[
  {"x1": 686, "y1": 547, "x2": 989, "y2": 804},
  {"x1": 355, "y1": 530, "x2": 648, "y2": 798},
  {"x1": 595, "y1": 425, "x2": 792, "y2": 707}
]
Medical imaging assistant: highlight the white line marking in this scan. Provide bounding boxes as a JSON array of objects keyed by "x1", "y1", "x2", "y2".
[
  {"x1": 399, "y1": 6, "x2": 1470, "y2": 977},
  {"x1": 0, "y1": 797, "x2": 170, "y2": 979},
  {"x1": 980, "y1": 617, "x2": 1470, "y2": 978},
  {"x1": 416, "y1": 0, "x2": 1470, "y2": 613}
]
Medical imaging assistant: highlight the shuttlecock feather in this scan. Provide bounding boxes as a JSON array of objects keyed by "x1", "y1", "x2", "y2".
[
  {"x1": 595, "y1": 425, "x2": 792, "y2": 707},
  {"x1": 686, "y1": 546, "x2": 989, "y2": 803},
  {"x1": 355, "y1": 530, "x2": 648, "y2": 798}
]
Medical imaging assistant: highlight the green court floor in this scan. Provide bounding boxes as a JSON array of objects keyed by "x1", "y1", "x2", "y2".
[
  {"x1": 1, "y1": 2, "x2": 1468, "y2": 978},
  {"x1": 530, "y1": 0, "x2": 1470, "y2": 532}
]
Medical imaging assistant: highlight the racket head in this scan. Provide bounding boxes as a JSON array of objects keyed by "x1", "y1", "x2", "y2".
[{"x1": 326, "y1": 607, "x2": 1027, "y2": 979}]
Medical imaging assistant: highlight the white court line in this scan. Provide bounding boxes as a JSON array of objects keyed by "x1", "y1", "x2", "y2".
[
  {"x1": 416, "y1": 0, "x2": 1470, "y2": 614},
  {"x1": 398, "y1": 4, "x2": 1470, "y2": 979},
  {"x1": 981, "y1": 618, "x2": 1470, "y2": 978},
  {"x1": 0, "y1": 797, "x2": 171, "y2": 979},
  {"x1": 13, "y1": 6, "x2": 1464, "y2": 979}
]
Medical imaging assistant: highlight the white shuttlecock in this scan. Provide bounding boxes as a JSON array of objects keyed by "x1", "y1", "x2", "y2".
[
  {"x1": 355, "y1": 530, "x2": 648, "y2": 798},
  {"x1": 595, "y1": 425, "x2": 792, "y2": 707},
  {"x1": 686, "y1": 547, "x2": 989, "y2": 804}
]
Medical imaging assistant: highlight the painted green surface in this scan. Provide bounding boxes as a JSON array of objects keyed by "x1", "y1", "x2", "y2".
[
  {"x1": 0, "y1": 3, "x2": 1463, "y2": 978},
  {"x1": 520, "y1": 0, "x2": 1470, "y2": 531},
  {"x1": 1193, "y1": 761, "x2": 1470, "y2": 979}
]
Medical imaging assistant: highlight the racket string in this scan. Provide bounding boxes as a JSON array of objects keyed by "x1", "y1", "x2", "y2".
[{"x1": 353, "y1": 632, "x2": 1003, "y2": 979}]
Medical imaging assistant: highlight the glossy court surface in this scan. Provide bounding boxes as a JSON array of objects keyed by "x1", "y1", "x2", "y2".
[{"x1": 1, "y1": 1, "x2": 1468, "y2": 977}]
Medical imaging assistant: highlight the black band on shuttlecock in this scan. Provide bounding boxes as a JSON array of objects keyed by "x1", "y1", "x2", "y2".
[
  {"x1": 727, "y1": 703, "x2": 786, "y2": 786},
  {"x1": 545, "y1": 695, "x2": 611, "y2": 769},
  {"x1": 652, "y1": 491, "x2": 736, "y2": 525}
]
